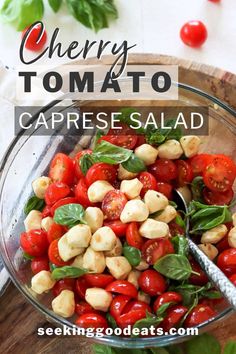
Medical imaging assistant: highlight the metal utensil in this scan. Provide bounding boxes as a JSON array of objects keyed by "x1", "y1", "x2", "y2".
[{"x1": 174, "y1": 189, "x2": 236, "y2": 310}]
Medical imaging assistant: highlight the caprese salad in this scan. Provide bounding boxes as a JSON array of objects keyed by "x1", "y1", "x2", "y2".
[{"x1": 20, "y1": 112, "x2": 236, "y2": 334}]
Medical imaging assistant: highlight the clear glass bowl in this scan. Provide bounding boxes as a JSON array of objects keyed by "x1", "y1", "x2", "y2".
[{"x1": 0, "y1": 79, "x2": 236, "y2": 349}]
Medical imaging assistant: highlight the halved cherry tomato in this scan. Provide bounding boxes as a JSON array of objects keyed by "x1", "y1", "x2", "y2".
[
  {"x1": 74, "y1": 149, "x2": 92, "y2": 180},
  {"x1": 98, "y1": 124, "x2": 138, "y2": 149},
  {"x1": 84, "y1": 274, "x2": 114, "y2": 288},
  {"x1": 31, "y1": 256, "x2": 49, "y2": 274},
  {"x1": 50, "y1": 197, "x2": 78, "y2": 216},
  {"x1": 52, "y1": 278, "x2": 75, "y2": 297},
  {"x1": 153, "y1": 292, "x2": 183, "y2": 314},
  {"x1": 117, "y1": 309, "x2": 147, "y2": 329},
  {"x1": 180, "y1": 21, "x2": 208, "y2": 47},
  {"x1": 142, "y1": 238, "x2": 174, "y2": 265},
  {"x1": 122, "y1": 300, "x2": 151, "y2": 315},
  {"x1": 106, "y1": 280, "x2": 138, "y2": 298},
  {"x1": 47, "y1": 223, "x2": 65, "y2": 244},
  {"x1": 203, "y1": 187, "x2": 234, "y2": 206},
  {"x1": 75, "y1": 276, "x2": 89, "y2": 299},
  {"x1": 126, "y1": 222, "x2": 144, "y2": 250},
  {"x1": 169, "y1": 221, "x2": 185, "y2": 236},
  {"x1": 75, "y1": 313, "x2": 108, "y2": 330},
  {"x1": 42, "y1": 205, "x2": 52, "y2": 218},
  {"x1": 45, "y1": 182, "x2": 70, "y2": 205},
  {"x1": 102, "y1": 190, "x2": 127, "y2": 220},
  {"x1": 104, "y1": 220, "x2": 128, "y2": 237},
  {"x1": 156, "y1": 182, "x2": 173, "y2": 200},
  {"x1": 189, "y1": 259, "x2": 208, "y2": 286},
  {"x1": 49, "y1": 153, "x2": 74, "y2": 186},
  {"x1": 175, "y1": 160, "x2": 193, "y2": 187},
  {"x1": 85, "y1": 163, "x2": 117, "y2": 186},
  {"x1": 149, "y1": 159, "x2": 177, "y2": 182},
  {"x1": 75, "y1": 301, "x2": 94, "y2": 316},
  {"x1": 217, "y1": 248, "x2": 236, "y2": 276},
  {"x1": 48, "y1": 239, "x2": 70, "y2": 267},
  {"x1": 20, "y1": 229, "x2": 48, "y2": 257},
  {"x1": 162, "y1": 305, "x2": 188, "y2": 331},
  {"x1": 189, "y1": 154, "x2": 213, "y2": 177},
  {"x1": 22, "y1": 23, "x2": 47, "y2": 51},
  {"x1": 138, "y1": 270, "x2": 167, "y2": 296},
  {"x1": 216, "y1": 236, "x2": 230, "y2": 253},
  {"x1": 110, "y1": 295, "x2": 131, "y2": 319},
  {"x1": 138, "y1": 172, "x2": 158, "y2": 197},
  {"x1": 184, "y1": 304, "x2": 216, "y2": 327},
  {"x1": 229, "y1": 274, "x2": 236, "y2": 286},
  {"x1": 203, "y1": 155, "x2": 236, "y2": 192},
  {"x1": 135, "y1": 135, "x2": 146, "y2": 147},
  {"x1": 74, "y1": 178, "x2": 93, "y2": 208}
]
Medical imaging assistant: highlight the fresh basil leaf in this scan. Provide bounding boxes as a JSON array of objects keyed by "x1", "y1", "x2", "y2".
[
  {"x1": 23, "y1": 252, "x2": 34, "y2": 260},
  {"x1": 106, "y1": 313, "x2": 117, "y2": 329},
  {"x1": 94, "y1": 129, "x2": 105, "y2": 147},
  {"x1": 48, "y1": 0, "x2": 62, "y2": 12},
  {"x1": 154, "y1": 254, "x2": 194, "y2": 281},
  {"x1": 156, "y1": 302, "x2": 176, "y2": 316},
  {"x1": 171, "y1": 236, "x2": 189, "y2": 257},
  {"x1": 201, "y1": 290, "x2": 222, "y2": 299},
  {"x1": 191, "y1": 207, "x2": 221, "y2": 223},
  {"x1": 224, "y1": 340, "x2": 236, "y2": 354},
  {"x1": 122, "y1": 154, "x2": 147, "y2": 173},
  {"x1": 80, "y1": 154, "x2": 95, "y2": 176},
  {"x1": 133, "y1": 315, "x2": 163, "y2": 331},
  {"x1": 24, "y1": 195, "x2": 45, "y2": 215},
  {"x1": 54, "y1": 203, "x2": 86, "y2": 228},
  {"x1": 185, "y1": 333, "x2": 221, "y2": 354},
  {"x1": 93, "y1": 344, "x2": 117, "y2": 354},
  {"x1": 149, "y1": 210, "x2": 164, "y2": 219},
  {"x1": 123, "y1": 243, "x2": 141, "y2": 266},
  {"x1": 51, "y1": 266, "x2": 88, "y2": 280},
  {"x1": 191, "y1": 206, "x2": 232, "y2": 233},
  {"x1": 191, "y1": 176, "x2": 205, "y2": 202},
  {"x1": 93, "y1": 140, "x2": 132, "y2": 164},
  {"x1": 146, "y1": 131, "x2": 166, "y2": 145},
  {"x1": 175, "y1": 214, "x2": 186, "y2": 228},
  {"x1": 180, "y1": 294, "x2": 198, "y2": 326},
  {"x1": 159, "y1": 119, "x2": 183, "y2": 141},
  {"x1": 169, "y1": 201, "x2": 177, "y2": 209}
]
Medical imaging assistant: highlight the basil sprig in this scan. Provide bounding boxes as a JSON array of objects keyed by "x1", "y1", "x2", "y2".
[
  {"x1": 54, "y1": 203, "x2": 86, "y2": 228},
  {"x1": 123, "y1": 243, "x2": 141, "y2": 266},
  {"x1": 24, "y1": 195, "x2": 45, "y2": 215},
  {"x1": 191, "y1": 176, "x2": 205, "y2": 202},
  {"x1": 133, "y1": 311, "x2": 163, "y2": 332},
  {"x1": 171, "y1": 235, "x2": 189, "y2": 257},
  {"x1": 51, "y1": 266, "x2": 88, "y2": 280},
  {"x1": 121, "y1": 154, "x2": 146, "y2": 173}
]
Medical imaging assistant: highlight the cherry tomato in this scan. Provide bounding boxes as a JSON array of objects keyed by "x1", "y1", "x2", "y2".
[
  {"x1": 203, "y1": 187, "x2": 234, "y2": 206},
  {"x1": 47, "y1": 223, "x2": 65, "y2": 244},
  {"x1": 85, "y1": 163, "x2": 117, "y2": 186},
  {"x1": 84, "y1": 274, "x2": 114, "y2": 288},
  {"x1": 216, "y1": 236, "x2": 230, "y2": 253},
  {"x1": 217, "y1": 248, "x2": 236, "y2": 275},
  {"x1": 45, "y1": 182, "x2": 70, "y2": 205},
  {"x1": 74, "y1": 149, "x2": 92, "y2": 180},
  {"x1": 149, "y1": 159, "x2": 177, "y2": 182},
  {"x1": 138, "y1": 172, "x2": 158, "y2": 197},
  {"x1": 168, "y1": 221, "x2": 185, "y2": 237},
  {"x1": 189, "y1": 259, "x2": 208, "y2": 286},
  {"x1": 135, "y1": 135, "x2": 146, "y2": 147},
  {"x1": 99, "y1": 124, "x2": 138, "y2": 149},
  {"x1": 184, "y1": 304, "x2": 216, "y2": 327},
  {"x1": 138, "y1": 270, "x2": 167, "y2": 296},
  {"x1": 110, "y1": 295, "x2": 131, "y2": 319},
  {"x1": 31, "y1": 256, "x2": 49, "y2": 274},
  {"x1": 22, "y1": 23, "x2": 47, "y2": 51},
  {"x1": 106, "y1": 280, "x2": 138, "y2": 298},
  {"x1": 156, "y1": 182, "x2": 173, "y2": 200},
  {"x1": 142, "y1": 238, "x2": 174, "y2": 265},
  {"x1": 50, "y1": 197, "x2": 78, "y2": 215},
  {"x1": 203, "y1": 155, "x2": 236, "y2": 192},
  {"x1": 52, "y1": 278, "x2": 75, "y2": 297},
  {"x1": 126, "y1": 222, "x2": 144, "y2": 250},
  {"x1": 75, "y1": 313, "x2": 108, "y2": 330},
  {"x1": 162, "y1": 305, "x2": 188, "y2": 331},
  {"x1": 104, "y1": 220, "x2": 128, "y2": 237},
  {"x1": 48, "y1": 239, "x2": 70, "y2": 267},
  {"x1": 229, "y1": 274, "x2": 236, "y2": 286},
  {"x1": 20, "y1": 229, "x2": 48, "y2": 257},
  {"x1": 42, "y1": 205, "x2": 52, "y2": 218},
  {"x1": 180, "y1": 21, "x2": 208, "y2": 47},
  {"x1": 75, "y1": 276, "x2": 89, "y2": 299},
  {"x1": 102, "y1": 190, "x2": 127, "y2": 220},
  {"x1": 74, "y1": 178, "x2": 93, "y2": 208},
  {"x1": 153, "y1": 292, "x2": 183, "y2": 314},
  {"x1": 75, "y1": 301, "x2": 94, "y2": 316},
  {"x1": 209, "y1": 0, "x2": 220, "y2": 2},
  {"x1": 123, "y1": 300, "x2": 151, "y2": 315},
  {"x1": 49, "y1": 153, "x2": 74, "y2": 186},
  {"x1": 117, "y1": 309, "x2": 147, "y2": 329},
  {"x1": 189, "y1": 154, "x2": 213, "y2": 177},
  {"x1": 175, "y1": 160, "x2": 193, "y2": 187}
]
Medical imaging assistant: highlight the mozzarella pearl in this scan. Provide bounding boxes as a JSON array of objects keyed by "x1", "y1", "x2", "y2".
[
  {"x1": 32, "y1": 176, "x2": 51, "y2": 199},
  {"x1": 90, "y1": 226, "x2": 117, "y2": 252},
  {"x1": 144, "y1": 190, "x2": 169, "y2": 214},
  {"x1": 52, "y1": 290, "x2": 75, "y2": 318},
  {"x1": 104, "y1": 237, "x2": 123, "y2": 257},
  {"x1": 31, "y1": 270, "x2": 56, "y2": 294},
  {"x1": 87, "y1": 180, "x2": 114, "y2": 203},
  {"x1": 58, "y1": 234, "x2": 84, "y2": 262},
  {"x1": 158, "y1": 140, "x2": 183, "y2": 159},
  {"x1": 201, "y1": 224, "x2": 228, "y2": 244},
  {"x1": 85, "y1": 288, "x2": 113, "y2": 312},
  {"x1": 24, "y1": 210, "x2": 42, "y2": 232},
  {"x1": 83, "y1": 247, "x2": 106, "y2": 273},
  {"x1": 228, "y1": 227, "x2": 236, "y2": 248},
  {"x1": 41, "y1": 216, "x2": 54, "y2": 232},
  {"x1": 120, "y1": 200, "x2": 149, "y2": 223},
  {"x1": 139, "y1": 219, "x2": 169, "y2": 239},
  {"x1": 198, "y1": 243, "x2": 218, "y2": 261},
  {"x1": 127, "y1": 270, "x2": 141, "y2": 289},
  {"x1": 118, "y1": 164, "x2": 138, "y2": 180},
  {"x1": 66, "y1": 224, "x2": 91, "y2": 248},
  {"x1": 180, "y1": 136, "x2": 201, "y2": 158},
  {"x1": 134, "y1": 144, "x2": 159, "y2": 166},
  {"x1": 120, "y1": 178, "x2": 143, "y2": 200},
  {"x1": 155, "y1": 205, "x2": 177, "y2": 223},
  {"x1": 106, "y1": 256, "x2": 132, "y2": 279},
  {"x1": 84, "y1": 207, "x2": 104, "y2": 233}
]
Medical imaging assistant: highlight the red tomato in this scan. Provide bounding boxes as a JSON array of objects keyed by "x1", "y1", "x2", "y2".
[
  {"x1": 135, "y1": 135, "x2": 146, "y2": 147},
  {"x1": 149, "y1": 159, "x2": 177, "y2": 182},
  {"x1": 47, "y1": 223, "x2": 65, "y2": 244},
  {"x1": 45, "y1": 182, "x2": 70, "y2": 205},
  {"x1": 180, "y1": 21, "x2": 208, "y2": 47},
  {"x1": 184, "y1": 304, "x2": 216, "y2": 327},
  {"x1": 142, "y1": 238, "x2": 174, "y2": 265},
  {"x1": 42, "y1": 205, "x2": 52, "y2": 218},
  {"x1": 217, "y1": 248, "x2": 236, "y2": 275},
  {"x1": 75, "y1": 301, "x2": 94, "y2": 316},
  {"x1": 209, "y1": 0, "x2": 220, "y2": 2},
  {"x1": 189, "y1": 259, "x2": 208, "y2": 286},
  {"x1": 50, "y1": 197, "x2": 78, "y2": 215},
  {"x1": 84, "y1": 274, "x2": 114, "y2": 288},
  {"x1": 175, "y1": 160, "x2": 193, "y2": 187},
  {"x1": 153, "y1": 292, "x2": 183, "y2": 314},
  {"x1": 75, "y1": 313, "x2": 108, "y2": 330},
  {"x1": 138, "y1": 172, "x2": 158, "y2": 197},
  {"x1": 106, "y1": 280, "x2": 138, "y2": 298},
  {"x1": 229, "y1": 274, "x2": 236, "y2": 286},
  {"x1": 104, "y1": 220, "x2": 128, "y2": 237},
  {"x1": 20, "y1": 229, "x2": 48, "y2": 257},
  {"x1": 117, "y1": 309, "x2": 147, "y2": 329},
  {"x1": 216, "y1": 236, "x2": 230, "y2": 253},
  {"x1": 110, "y1": 295, "x2": 131, "y2": 319},
  {"x1": 155, "y1": 182, "x2": 172, "y2": 200},
  {"x1": 123, "y1": 300, "x2": 151, "y2": 315},
  {"x1": 126, "y1": 222, "x2": 144, "y2": 250},
  {"x1": 74, "y1": 178, "x2": 93, "y2": 208},
  {"x1": 162, "y1": 305, "x2": 188, "y2": 331},
  {"x1": 85, "y1": 163, "x2": 117, "y2": 186},
  {"x1": 75, "y1": 276, "x2": 89, "y2": 299},
  {"x1": 74, "y1": 149, "x2": 92, "y2": 180},
  {"x1": 31, "y1": 256, "x2": 49, "y2": 274},
  {"x1": 98, "y1": 124, "x2": 138, "y2": 149},
  {"x1": 189, "y1": 154, "x2": 213, "y2": 177},
  {"x1": 22, "y1": 23, "x2": 47, "y2": 51},
  {"x1": 203, "y1": 187, "x2": 234, "y2": 206},
  {"x1": 138, "y1": 270, "x2": 167, "y2": 296},
  {"x1": 49, "y1": 153, "x2": 74, "y2": 186},
  {"x1": 48, "y1": 239, "x2": 70, "y2": 267},
  {"x1": 203, "y1": 155, "x2": 236, "y2": 192},
  {"x1": 52, "y1": 278, "x2": 75, "y2": 297},
  {"x1": 102, "y1": 190, "x2": 127, "y2": 220},
  {"x1": 169, "y1": 221, "x2": 185, "y2": 236}
]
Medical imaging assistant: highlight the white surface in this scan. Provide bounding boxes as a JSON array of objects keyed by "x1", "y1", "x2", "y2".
[{"x1": 0, "y1": 0, "x2": 235, "y2": 73}]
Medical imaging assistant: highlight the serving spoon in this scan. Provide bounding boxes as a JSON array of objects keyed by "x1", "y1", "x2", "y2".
[{"x1": 173, "y1": 189, "x2": 236, "y2": 310}]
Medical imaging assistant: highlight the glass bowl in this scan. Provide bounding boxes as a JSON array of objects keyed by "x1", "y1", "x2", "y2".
[{"x1": 0, "y1": 79, "x2": 236, "y2": 349}]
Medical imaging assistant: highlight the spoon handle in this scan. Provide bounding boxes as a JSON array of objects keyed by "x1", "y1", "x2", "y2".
[{"x1": 188, "y1": 238, "x2": 236, "y2": 310}]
